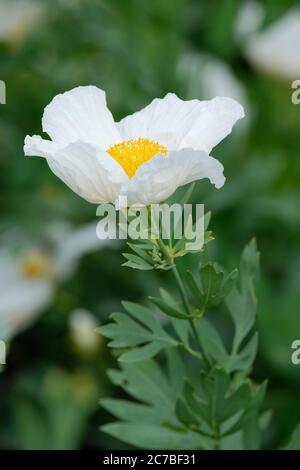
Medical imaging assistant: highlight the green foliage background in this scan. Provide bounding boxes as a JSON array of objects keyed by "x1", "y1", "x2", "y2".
[{"x1": 0, "y1": 0, "x2": 300, "y2": 449}]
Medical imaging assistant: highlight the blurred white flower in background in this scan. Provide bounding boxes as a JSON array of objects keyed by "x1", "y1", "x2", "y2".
[
  {"x1": 0, "y1": 222, "x2": 113, "y2": 342},
  {"x1": 237, "y1": 3, "x2": 300, "y2": 80},
  {"x1": 0, "y1": 0, "x2": 43, "y2": 48},
  {"x1": 235, "y1": 0, "x2": 264, "y2": 41},
  {"x1": 0, "y1": 249, "x2": 53, "y2": 341},
  {"x1": 177, "y1": 52, "x2": 250, "y2": 125},
  {"x1": 69, "y1": 309, "x2": 100, "y2": 355},
  {"x1": 52, "y1": 221, "x2": 113, "y2": 279}
]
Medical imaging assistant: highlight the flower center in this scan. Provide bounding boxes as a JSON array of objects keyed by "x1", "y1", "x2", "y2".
[
  {"x1": 107, "y1": 138, "x2": 167, "y2": 178},
  {"x1": 21, "y1": 251, "x2": 51, "y2": 278}
]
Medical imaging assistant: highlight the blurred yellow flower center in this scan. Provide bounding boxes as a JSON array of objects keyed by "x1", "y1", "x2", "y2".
[
  {"x1": 21, "y1": 252, "x2": 51, "y2": 278},
  {"x1": 107, "y1": 138, "x2": 167, "y2": 178}
]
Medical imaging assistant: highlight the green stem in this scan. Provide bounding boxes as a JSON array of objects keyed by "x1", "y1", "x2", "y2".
[
  {"x1": 213, "y1": 426, "x2": 221, "y2": 450},
  {"x1": 156, "y1": 238, "x2": 190, "y2": 315},
  {"x1": 172, "y1": 263, "x2": 205, "y2": 360},
  {"x1": 155, "y1": 237, "x2": 210, "y2": 367},
  {"x1": 172, "y1": 264, "x2": 191, "y2": 315},
  {"x1": 157, "y1": 236, "x2": 220, "y2": 445}
]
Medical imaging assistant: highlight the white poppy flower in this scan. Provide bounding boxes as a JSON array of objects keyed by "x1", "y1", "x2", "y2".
[
  {"x1": 241, "y1": 7, "x2": 300, "y2": 80},
  {"x1": 0, "y1": 222, "x2": 115, "y2": 341},
  {"x1": 52, "y1": 221, "x2": 118, "y2": 279},
  {"x1": 0, "y1": 249, "x2": 53, "y2": 341},
  {"x1": 0, "y1": 0, "x2": 43, "y2": 48},
  {"x1": 24, "y1": 86, "x2": 244, "y2": 207},
  {"x1": 235, "y1": 1, "x2": 264, "y2": 41}
]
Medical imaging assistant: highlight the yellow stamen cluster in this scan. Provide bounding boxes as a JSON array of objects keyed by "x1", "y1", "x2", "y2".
[
  {"x1": 107, "y1": 138, "x2": 167, "y2": 178},
  {"x1": 21, "y1": 251, "x2": 51, "y2": 278}
]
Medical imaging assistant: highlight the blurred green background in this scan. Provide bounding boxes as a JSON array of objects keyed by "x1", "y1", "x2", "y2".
[{"x1": 0, "y1": 0, "x2": 300, "y2": 450}]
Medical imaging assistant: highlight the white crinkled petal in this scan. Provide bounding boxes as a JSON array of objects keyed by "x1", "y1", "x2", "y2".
[
  {"x1": 24, "y1": 135, "x2": 59, "y2": 157},
  {"x1": 119, "y1": 148, "x2": 225, "y2": 207},
  {"x1": 24, "y1": 137, "x2": 128, "y2": 204},
  {"x1": 118, "y1": 93, "x2": 244, "y2": 153},
  {"x1": 42, "y1": 85, "x2": 121, "y2": 148},
  {"x1": 180, "y1": 96, "x2": 244, "y2": 152}
]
